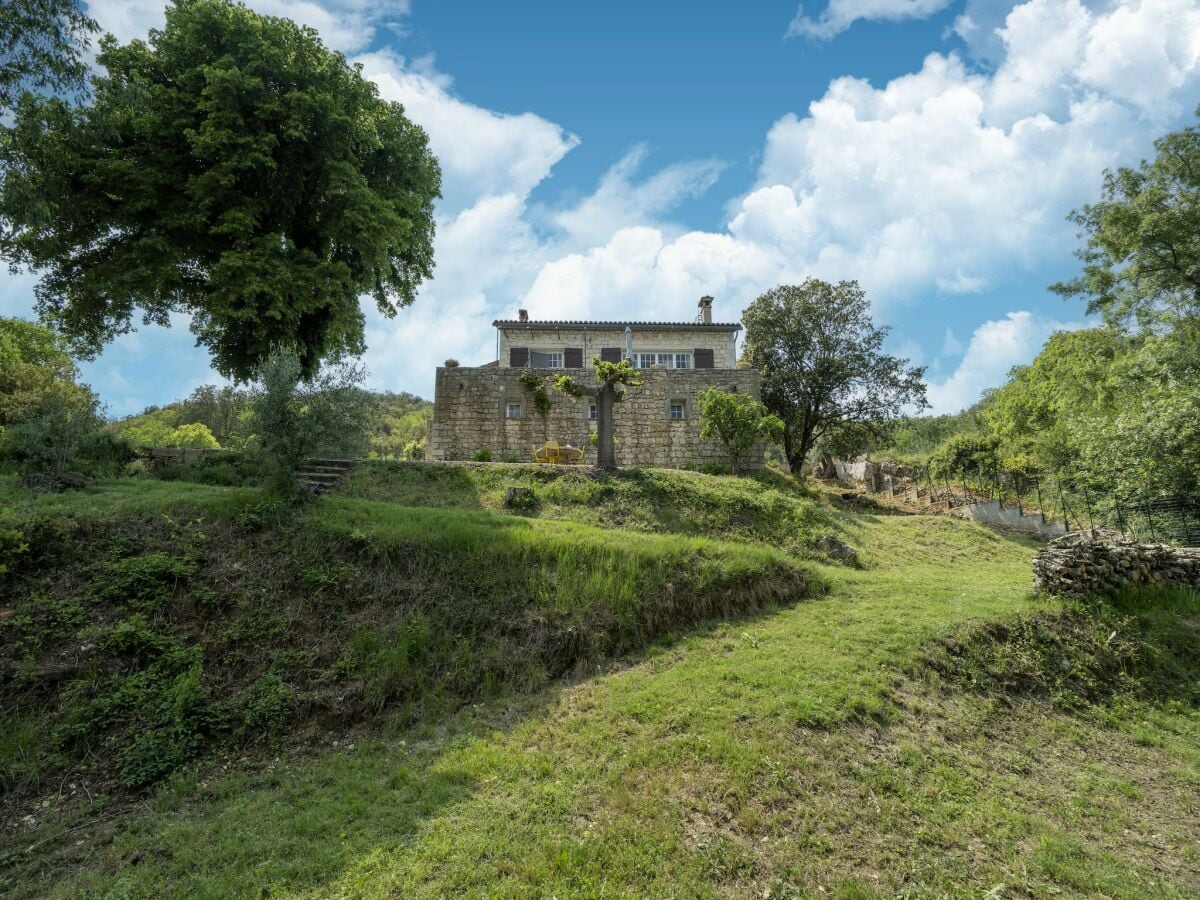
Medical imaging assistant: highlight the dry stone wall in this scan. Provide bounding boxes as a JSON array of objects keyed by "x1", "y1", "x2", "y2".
[
  {"x1": 1033, "y1": 535, "x2": 1200, "y2": 596},
  {"x1": 428, "y1": 366, "x2": 765, "y2": 470}
]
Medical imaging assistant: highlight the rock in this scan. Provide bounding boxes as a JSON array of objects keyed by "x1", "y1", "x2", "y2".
[{"x1": 817, "y1": 535, "x2": 856, "y2": 561}]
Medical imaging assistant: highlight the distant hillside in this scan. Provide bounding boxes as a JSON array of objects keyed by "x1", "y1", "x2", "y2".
[{"x1": 114, "y1": 385, "x2": 432, "y2": 457}]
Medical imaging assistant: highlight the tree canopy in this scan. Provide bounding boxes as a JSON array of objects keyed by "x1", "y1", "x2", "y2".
[
  {"x1": 1, "y1": 0, "x2": 441, "y2": 380},
  {"x1": 1053, "y1": 110, "x2": 1200, "y2": 330},
  {"x1": 696, "y1": 387, "x2": 783, "y2": 475},
  {"x1": 740, "y1": 280, "x2": 927, "y2": 472},
  {"x1": 0, "y1": 0, "x2": 96, "y2": 113}
]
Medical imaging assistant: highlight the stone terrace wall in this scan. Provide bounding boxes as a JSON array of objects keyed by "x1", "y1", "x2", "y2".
[
  {"x1": 1033, "y1": 536, "x2": 1200, "y2": 596},
  {"x1": 428, "y1": 366, "x2": 765, "y2": 470}
]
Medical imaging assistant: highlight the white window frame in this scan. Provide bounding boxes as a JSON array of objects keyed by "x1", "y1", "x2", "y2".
[
  {"x1": 635, "y1": 351, "x2": 692, "y2": 369},
  {"x1": 506, "y1": 402, "x2": 522, "y2": 419},
  {"x1": 544, "y1": 351, "x2": 563, "y2": 369},
  {"x1": 587, "y1": 400, "x2": 597, "y2": 420},
  {"x1": 669, "y1": 400, "x2": 686, "y2": 420}
]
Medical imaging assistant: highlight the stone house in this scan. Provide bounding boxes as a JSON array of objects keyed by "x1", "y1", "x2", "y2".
[{"x1": 427, "y1": 296, "x2": 766, "y2": 470}]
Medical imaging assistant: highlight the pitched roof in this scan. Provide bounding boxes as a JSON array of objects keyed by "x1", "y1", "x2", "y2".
[{"x1": 493, "y1": 319, "x2": 741, "y2": 332}]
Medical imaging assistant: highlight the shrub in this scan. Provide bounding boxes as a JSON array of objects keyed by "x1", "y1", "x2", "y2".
[
  {"x1": 236, "y1": 674, "x2": 293, "y2": 744},
  {"x1": 473, "y1": 449, "x2": 493, "y2": 462},
  {"x1": 94, "y1": 553, "x2": 194, "y2": 612}
]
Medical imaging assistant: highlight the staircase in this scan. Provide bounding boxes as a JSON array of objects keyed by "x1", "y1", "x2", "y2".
[{"x1": 295, "y1": 458, "x2": 357, "y2": 494}]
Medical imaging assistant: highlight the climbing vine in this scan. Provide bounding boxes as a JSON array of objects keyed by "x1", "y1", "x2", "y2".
[{"x1": 518, "y1": 372, "x2": 553, "y2": 418}]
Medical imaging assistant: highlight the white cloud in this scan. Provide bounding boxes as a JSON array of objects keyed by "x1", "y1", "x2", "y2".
[
  {"x1": 787, "y1": 0, "x2": 955, "y2": 41},
  {"x1": 357, "y1": 51, "x2": 580, "y2": 213},
  {"x1": 941, "y1": 327, "x2": 965, "y2": 357},
  {"x1": 551, "y1": 145, "x2": 725, "y2": 247},
  {"x1": 925, "y1": 311, "x2": 1081, "y2": 413},
  {"x1": 86, "y1": 0, "x2": 403, "y2": 52}
]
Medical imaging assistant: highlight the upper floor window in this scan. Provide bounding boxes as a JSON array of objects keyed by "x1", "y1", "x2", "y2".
[
  {"x1": 636, "y1": 351, "x2": 692, "y2": 369},
  {"x1": 530, "y1": 350, "x2": 563, "y2": 368}
]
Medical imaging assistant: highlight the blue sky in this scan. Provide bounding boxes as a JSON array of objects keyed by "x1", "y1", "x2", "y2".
[{"x1": 3, "y1": 0, "x2": 1199, "y2": 416}]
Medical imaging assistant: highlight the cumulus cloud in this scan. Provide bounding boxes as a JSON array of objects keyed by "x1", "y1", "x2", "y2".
[
  {"x1": 925, "y1": 311, "x2": 1081, "y2": 413},
  {"x1": 787, "y1": 0, "x2": 955, "y2": 41},
  {"x1": 86, "y1": 0, "x2": 405, "y2": 51}
]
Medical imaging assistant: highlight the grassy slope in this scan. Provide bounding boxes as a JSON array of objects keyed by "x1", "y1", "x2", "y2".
[
  {"x1": 4, "y1": 470, "x2": 1199, "y2": 897},
  {"x1": 339, "y1": 461, "x2": 841, "y2": 560}
]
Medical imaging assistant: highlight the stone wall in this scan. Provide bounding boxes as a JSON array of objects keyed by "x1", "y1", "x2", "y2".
[
  {"x1": 496, "y1": 326, "x2": 740, "y2": 369},
  {"x1": 428, "y1": 366, "x2": 765, "y2": 470},
  {"x1": 1033, "y1": 535, "x2": 1200, "y2": 596}
]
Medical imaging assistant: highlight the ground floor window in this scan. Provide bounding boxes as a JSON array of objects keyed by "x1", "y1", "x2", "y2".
[
  {"x1": 587, "y1": 400, "x2": 597, "y2": 420},
  {"x1": 507, "y1": 402, "x2": 522, "y2": 418},
  {"x1": 669, "y1": 400, "x2": 686, "y2": 420}
]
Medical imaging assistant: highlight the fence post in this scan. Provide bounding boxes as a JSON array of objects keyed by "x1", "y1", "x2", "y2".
[
  {"x1": 1142, "y1": 495, "x2": 1158, "y2": 543},
  {"x1": 1015, "y1": 474, "x2": 1023, "y2": 517},
  {"x1": 1055, "y1": 476, "x2": 1070, "y2": 533},
  {"x1": 1080, "y1": 481, "x2": 1097, "y2": 539},
  {"x1": 1034, "y1": 477, "x2": 1045, "y2": 524}
]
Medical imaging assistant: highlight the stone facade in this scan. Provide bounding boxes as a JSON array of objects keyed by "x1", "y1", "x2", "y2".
[{"x1": 428, "y1": 366, "x2": 766, "y2": 470}]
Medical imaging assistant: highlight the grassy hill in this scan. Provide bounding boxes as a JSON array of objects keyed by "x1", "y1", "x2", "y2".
[{"x1": 2, "y1": 466, "x2": 1197, "y2": 897}]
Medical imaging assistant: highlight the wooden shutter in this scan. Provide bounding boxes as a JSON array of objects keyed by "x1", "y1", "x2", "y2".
[
  {"x1": 693, "y1": 348, "x2": 715, "y2": 369},
  {"x1": 564, "y1": 347, "x2": 583, "y2": 368},
  {"x1": 599, "y1": 347, "x2": 621, "y2": 363},
  {"x1": 509, "y1": 346, "x2": 529, "y2": 367}
]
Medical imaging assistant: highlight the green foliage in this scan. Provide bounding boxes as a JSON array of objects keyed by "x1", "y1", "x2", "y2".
[
  {"x1": 742, "y1": 280, "x2": 928, "y2": 470},
  {"x1": 1053, "y1": 110, "x2": 1200, "y2": 330},
  {"x1": 519, "y1": 371, "x2": 553, "y2": 417},
  {"x1": 118, "y1": 411, "x2": 221, "y2": 449},
  {"x1": 95, "y1": 552, "x2": 194, "y2": 613},
  {"x1": 696, "y1": 387, "x2": 784, "y2": 475},
  {"x1": 5, "y1": 382, "x2": 103, "y2": 477},
  {"x1": 235, "y1": 673, "x2": 293, "y2": 743},
  {"x1": 0, "y1": 0, "x2": 96, "y2": 113},
  {"x1": 928, "y1": 432, "x2": 1001, "y2": 486},
  {"x1": 0, "y1": 0, "x2": 440, "y2": 380},
  {"x1": 473, "y1": 448, "x2": 493, "y2": 462},
  {"x1": 251, "y1": 346, "x2": 373, "y2": 495}
]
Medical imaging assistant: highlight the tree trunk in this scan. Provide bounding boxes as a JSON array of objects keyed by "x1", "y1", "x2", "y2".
[{"x1": 596, "y1": 385, "x2": 616, "y2": 469}]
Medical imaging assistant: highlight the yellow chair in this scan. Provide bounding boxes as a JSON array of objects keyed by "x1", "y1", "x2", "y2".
[
  {"x1": 544, "y1": 440, "x2": 561, "y2": 464},
  {"x1": 533, "y1": 445, "x2": 551, "y2": 463}
]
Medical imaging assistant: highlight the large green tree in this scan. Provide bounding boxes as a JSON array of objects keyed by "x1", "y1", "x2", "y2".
[
  {"x1": 0, "y1": 0, "x2": 96, "y2": 113},
  {"x1": 741, "y1": 280, "x2": 928, "y2": 472},
  {"x1": 1053, "y1": 110, "x2": 1200, "y2": 329},
  {"x1": 1, "y1": 0, "x2": 440, "y2": 380}
]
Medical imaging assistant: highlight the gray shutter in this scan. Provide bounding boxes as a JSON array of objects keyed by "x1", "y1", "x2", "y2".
[
  {"x1": 509, "y1": 347, "x2": 529, "y2": 367},
  {"x1": 564, "y1": 347, "x2": 583, "y2": 368},
  {"x1": 694, "y1": 348, "x2": 715, "y2": 369},
  {"x1": 599, "y1": 347, "x2": 621, "y2": 363}
]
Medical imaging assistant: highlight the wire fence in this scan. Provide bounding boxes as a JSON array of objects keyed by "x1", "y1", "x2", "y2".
[{"x1": 887, "y1": 462, "x2": 1200, "y2": 547}]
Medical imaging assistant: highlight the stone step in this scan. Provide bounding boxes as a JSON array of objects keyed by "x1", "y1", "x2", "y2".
[{"x1": 295, "y1": 470, "x2": 342, "y2": 483}]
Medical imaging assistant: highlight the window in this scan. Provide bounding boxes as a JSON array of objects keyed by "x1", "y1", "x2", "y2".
[
  {"x1": 529, "y1": 350, "x2": 563, "y2": 368},
  {"x1": 545, "y1": 351, "x2": 563, "y2": 369},
  {"x1": 669, "y1": 400, "x2": 686, "y2": 420},
  {"x1": 587, "y1": 400, "x2": 597, "y2": 420},
  {"x1": 506, "y1": 402, "x2": 522, "y2": 418},
  {"x1": 635, "y1": 351, "x2": 692, "y2": 369}
]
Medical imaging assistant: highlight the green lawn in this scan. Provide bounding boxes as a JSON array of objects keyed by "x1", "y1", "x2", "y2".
[{"x1": 4, "y1": 473, "x2": 1198, "y2": 897}]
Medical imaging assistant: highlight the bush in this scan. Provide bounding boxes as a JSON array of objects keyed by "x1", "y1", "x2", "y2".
[{"x1": 473, "y1": 449, "x2": 493, "y2": 462}]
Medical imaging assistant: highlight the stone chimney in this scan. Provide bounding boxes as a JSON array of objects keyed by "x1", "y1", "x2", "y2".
[
  {"x1": 518, "y1": 309, "x2": 529, "y2": 322},
  {"x1": 698, "y1": 295, "x2": 713, "y2": 325}
]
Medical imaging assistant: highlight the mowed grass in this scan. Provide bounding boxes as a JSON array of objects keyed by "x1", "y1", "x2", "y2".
[
  {"x1": 19, "y1": 495, "x2": 1196, "y2": 899},
  {"x1": 5, "y1": 472, "x2": 1197, "y2": 897}
]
